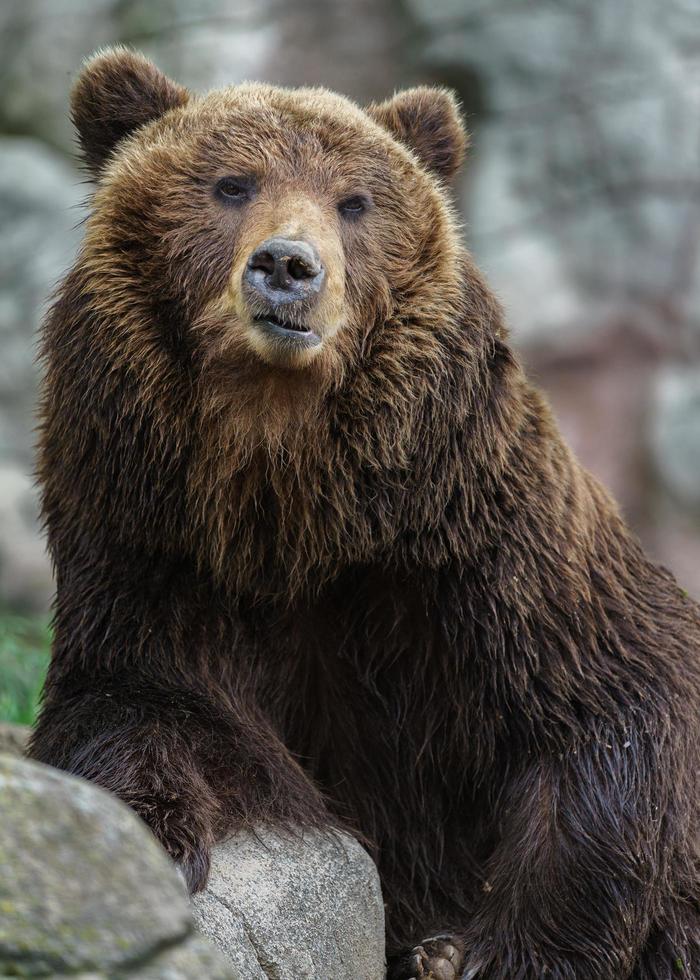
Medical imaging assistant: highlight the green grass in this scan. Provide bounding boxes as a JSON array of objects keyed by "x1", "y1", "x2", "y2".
[{"x1": 0, "y1": 611, "x2": 51, "y2": 725}]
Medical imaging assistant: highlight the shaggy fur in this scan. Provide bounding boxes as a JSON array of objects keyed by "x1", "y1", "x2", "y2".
[{"x1": 31, "y1": 49, "x2": 700, "y2": 979}]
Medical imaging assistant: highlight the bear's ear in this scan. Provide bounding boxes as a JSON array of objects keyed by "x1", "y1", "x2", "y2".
[
  {"x1": 367, "y1": 87, "x2": 468, "y2": 182},
  {"x1": 71, "y1": 47, "x2": 189, "y2": 177}
]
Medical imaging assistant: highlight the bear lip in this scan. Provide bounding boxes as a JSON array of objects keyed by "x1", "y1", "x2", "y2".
[
  {"x1": 252, "y1": 313, "x2": 322, "y2": 348},
  {"x1": 255, "y1": 313, "x2": 310, "y2": 334}
]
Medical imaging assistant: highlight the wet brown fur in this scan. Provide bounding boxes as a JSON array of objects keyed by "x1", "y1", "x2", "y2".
[{"x1": 30, "y1": 49, "x2": 700, "y2": 979}]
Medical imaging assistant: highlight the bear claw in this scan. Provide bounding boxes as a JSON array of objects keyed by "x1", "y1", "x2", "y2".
[{"x1": 391, "y1": 935, "x2": 465, "y2": 980}]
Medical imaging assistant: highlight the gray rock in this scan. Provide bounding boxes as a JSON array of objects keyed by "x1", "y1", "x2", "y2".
[
  {"x1": 0, "y1": 746, "x2": 385, "y2": 978},
  {"x1": 0, "y1": 752, "x2": 236, "y2": 978},
  {"x1": 192, "y1": 828, "x2": 386, "y2": 980},
  {"x1": 0, "y1": 721, "x2": 29, "y2": 757}
]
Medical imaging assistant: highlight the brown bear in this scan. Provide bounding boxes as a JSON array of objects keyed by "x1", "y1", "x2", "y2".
[{"x1": 30, "y1": 47, "x2": 700, "y2": 979}]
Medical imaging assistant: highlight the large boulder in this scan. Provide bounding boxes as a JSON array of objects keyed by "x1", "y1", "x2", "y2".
[
  {"x1": 0, "y1": 752, "x2": 236, "y2": 978},
  {"x1": 193, "y1": 828, "x2": 386, "y2": 980},
  {"x1": 0, "y1": 740, "x2": 386, "y2": 978}
]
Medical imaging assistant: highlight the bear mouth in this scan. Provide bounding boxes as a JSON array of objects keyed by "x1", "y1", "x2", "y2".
[
  {"x1": 256, "y1": 313, "x2": 310, "y2": 334},
  {"x1": 252, "y1": 313, "x2": 322, "y2": 349}
]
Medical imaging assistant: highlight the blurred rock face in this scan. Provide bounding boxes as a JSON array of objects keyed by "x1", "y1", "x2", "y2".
[
  {"x1": 409, "y1": 0, "x2": 700, "y2": 344},
  {"x1": 0, "y1": 139, "x2": 84, "y2": 610},
  {"x1": 1, "y1": 0, "x2": 698, "y2": 607}
]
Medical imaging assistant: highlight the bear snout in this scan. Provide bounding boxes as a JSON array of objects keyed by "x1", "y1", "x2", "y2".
[{"x1": 244, "y1": 237, "x2": 325, "y2": 307}]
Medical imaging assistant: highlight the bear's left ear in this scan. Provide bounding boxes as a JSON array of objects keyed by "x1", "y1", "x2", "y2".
[
  {"x1": 71, "y1": 47, "x2": 190, "y2": 177},
  {"x1": 367, "y1": 87, "x2": 468, "y2": 183}
]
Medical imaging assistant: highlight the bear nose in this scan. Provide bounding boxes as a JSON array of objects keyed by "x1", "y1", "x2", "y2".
[{"x1": 244, "y1": 238, "x2": 324, "y2": 303}]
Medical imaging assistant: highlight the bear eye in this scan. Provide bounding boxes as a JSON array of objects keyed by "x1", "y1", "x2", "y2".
[
  {"x1": 215, "y1": 176, "x2": 255, "y2": 205},
  {"x1": 338, "y1": 193, "x2": 372, "y2": 220}
]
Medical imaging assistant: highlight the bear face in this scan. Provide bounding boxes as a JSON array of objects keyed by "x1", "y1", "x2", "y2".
[{"x1": 73, "y1": 49, "x2": 468, "y2": 440}]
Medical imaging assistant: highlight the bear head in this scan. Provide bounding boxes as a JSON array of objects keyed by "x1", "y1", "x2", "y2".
[{"x1": 70, "y1": 48, "x2": 470, "y2": 439}]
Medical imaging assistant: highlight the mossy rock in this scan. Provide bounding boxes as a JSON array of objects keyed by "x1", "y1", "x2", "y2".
[{"x1": 0, "y1": 752, "x2": 236, "y2": 978}]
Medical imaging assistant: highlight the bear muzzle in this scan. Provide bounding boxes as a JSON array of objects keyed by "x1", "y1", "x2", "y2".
[
  {"x1": 244, "y1": 237, "x2": 324, "y2": 304},
  {"x1": 242, "y1": 237, "x2": 325, "y2": 353}
]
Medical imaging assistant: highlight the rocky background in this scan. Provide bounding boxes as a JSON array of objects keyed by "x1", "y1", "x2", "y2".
[{"x1": 1, "y1": 0, "x2": 699, "y2": 615}]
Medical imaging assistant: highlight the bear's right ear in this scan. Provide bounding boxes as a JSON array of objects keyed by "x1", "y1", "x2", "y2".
[
  {"x1": 71, "y1": 47, "x2": 189, "y2": 177},
  {"x1": 367, "y1": 87, "x2": 468, "y2": 183}
]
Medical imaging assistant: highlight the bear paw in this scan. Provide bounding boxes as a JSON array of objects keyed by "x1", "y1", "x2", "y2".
[{"x1": 389, "y1": 935, "x2": 465, "y2": 980}]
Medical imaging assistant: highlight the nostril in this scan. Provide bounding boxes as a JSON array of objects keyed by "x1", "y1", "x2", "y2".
[
  {"x1": 248, "y1": 250, "x2": 276, "y2": 275},
  {"x1": 288, "y1": 256, "x2": 319, "y2": 281}
]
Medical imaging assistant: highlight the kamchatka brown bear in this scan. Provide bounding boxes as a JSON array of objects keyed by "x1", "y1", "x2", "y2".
[{"x1": 30, "y1": 48, "x2": 700, "y2": 980}]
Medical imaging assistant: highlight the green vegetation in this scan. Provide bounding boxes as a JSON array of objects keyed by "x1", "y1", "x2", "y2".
[{"x1": 0, "y1": 611, "x2": 51, "y2": 725}]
